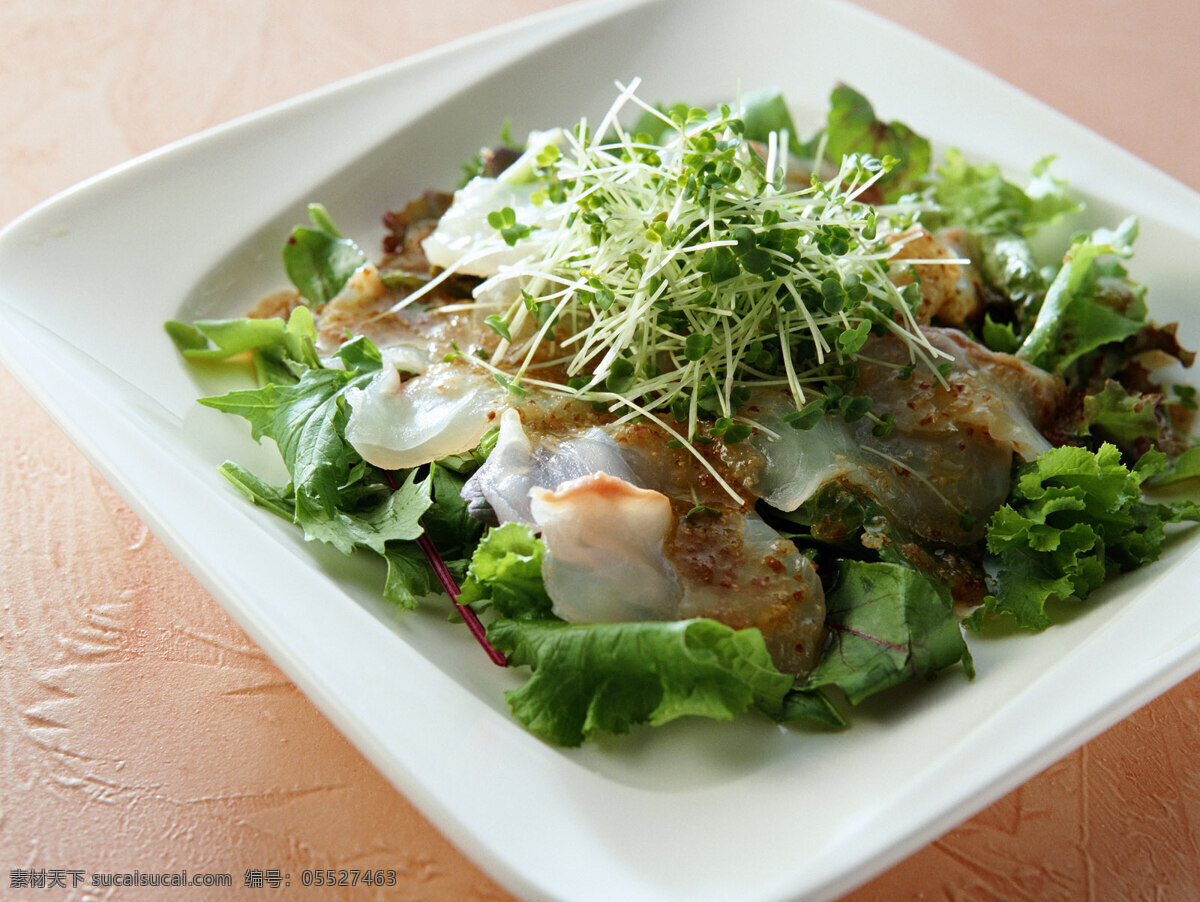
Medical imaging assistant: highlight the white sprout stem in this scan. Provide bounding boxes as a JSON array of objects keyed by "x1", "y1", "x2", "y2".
[
  {"x1": 595, "y1": 78, "x2": 643, "y2": 148},
  {"x1": 890, "y1": 256, "x2": 972, "y2": 267},
  {"x1": 745, "y1": 416, "x2": 780, "y2": 441},
  {"x1": 433, "y1": 300, "x2": 507, "y2": 314},
  {"x1": 381, "y1": 240, "x2": 508, "y2": 315},
  {"x1": 776, "y1": 305, "x2": 806, "y2": 404},
  {"x1": 721, "y1": 318, "x2": 736, "y2": 416}
]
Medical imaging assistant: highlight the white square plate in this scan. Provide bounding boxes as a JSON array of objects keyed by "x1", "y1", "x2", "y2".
[{"x1": 3, "y1": 1, "x2": 1200, "y2": 899}]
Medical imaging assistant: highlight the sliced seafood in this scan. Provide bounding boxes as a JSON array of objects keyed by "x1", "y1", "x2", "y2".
[
  {"x1": 749, "y1": 328, "x2": 1066, "y2": 544},
  {"x1": 422, "y1": 131, "x2": 568, "y2": 278},
  {"x1": 745, "y1": 405, "x2": 859, "y2": 514},
  {"x1": 525, "y1": 471, "x2": 827, "y2": 677},
  {"x1": 344, "y1": 360, "x2": 508, "y2": 470},
  {"x1": 859, "y1": 327, "x2": 1065, "y2": 462},
  {"x1": 888, "y1": 227, "x2": 982, "y2": 327},
  {"x1": 529, "y1": 473, "x2": 682, "y2": 624},
  {"x1": 669, "y1": 510, "x2": 826, "y2": 677},
  {"x1": 462, "y1": 407, "x2": 640, "y2": 525}
]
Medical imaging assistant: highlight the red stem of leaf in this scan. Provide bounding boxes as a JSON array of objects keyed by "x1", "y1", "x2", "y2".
[
  {"x1": 416, "y1": 532, "x2": 507, "y2": 666},
  {"x1": 384, "y1": 470, "x2": 507, "y2": 666}
]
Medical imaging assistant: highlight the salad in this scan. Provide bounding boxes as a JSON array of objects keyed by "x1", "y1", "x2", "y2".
[{"x1": 167, "y1": 80, "x2": 1200, "y2": 746}]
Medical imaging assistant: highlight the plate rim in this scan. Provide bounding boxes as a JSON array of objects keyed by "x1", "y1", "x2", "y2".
[{"x1": 3, "y1": 2, "x2": 1200, "y2": 901}]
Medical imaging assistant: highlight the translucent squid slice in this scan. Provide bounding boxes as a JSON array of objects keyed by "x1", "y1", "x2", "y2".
[
  {"x1": 749, "y1": 328, "x2": 1065, "y2": 544},
  {"x1": 528, "y1": 471, "x2": 827, "y2": 677},
  {"x1": 462, "y1": 407, "x2": 640, "y2": 525},
  {"x1": 344, "y1": 360, "x2": 508, "y2": 470},
  {"x1": 529, "y1": 473, "x2": 682, "y2": 623}
]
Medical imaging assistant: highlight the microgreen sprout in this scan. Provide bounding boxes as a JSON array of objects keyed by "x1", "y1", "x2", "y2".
[
  {"x1": 487, "y1": 206, "x2": 537, "y2": 246},
  {"x1": 394, "y1": 80, "x2": 954, "y2": 500}
]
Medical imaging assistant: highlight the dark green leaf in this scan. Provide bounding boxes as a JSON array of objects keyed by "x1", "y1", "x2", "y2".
[
  {"x1": 605, "y1": 358, "x2": 637, "y2": 394},
  {"x1": 783, "y1": 399, "x2": 826, "y2": 431},
  {"x1": 200, "y1": 365, "x2": 379, "y2": 544},
  {"x1": 739, "y1": 87, "x2": 804, "y2": 156},
  {"x1": 421, "y1": 464, "x2": 485, "y2": 558},
  {"x1": 282, "y1": 204, "x2": 367, "y2": 305},
  {"x1": 685, "y1": 332, "x2": 713, "y2": 361},
  {"x1": 802, "y1": 561, "x2": 969, "y2": 705},
  {"x1": 773, "y1": 689, "x2": 847, "y2": 727},
  {"x1": 383, "y1": 543, "x2": 439, "y2": 610},
  {"x1": 301, "y1": 469, "x2": 432, "y2": 556},
  {"x1": 331, "y1": 333, "x2": 383, "y2": 374}
]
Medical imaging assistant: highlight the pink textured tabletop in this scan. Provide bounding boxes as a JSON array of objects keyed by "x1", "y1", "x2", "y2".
[{"x1": 3, "y1": 2, "x2": 1200, "y2": 899}]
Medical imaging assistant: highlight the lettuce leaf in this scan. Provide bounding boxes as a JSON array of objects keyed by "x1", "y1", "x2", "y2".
[
  {"x1": 1081, "y1": 380, "x2": 1168, "y2": 457},
  {"x1": 1017, "y1": 218, "x2": 1147, "y2": 375},
  {"x1": 488, "y1": 616, "x2": 795, "y2": 746},
  {"x1": 814, "y1": 84, "x2": 931, "y2": 202},
  {"x1": 458, "y1": 522, "x2": 555, "y2": 620},
  {"x1": 972, "y1": 444, "x2": 1200, "y2": 630},
  {"x1": 1146, "y1": 445, "x2": 1200, "y2": 489},
  {"x1": 980, "y1": 233, "x2": 1049, "y2": 317},
  {"x1": 932, "y1": 149, "x2": 1081, "y2": 237},
  {"x1": 927, "y1": 150, "x2": 1080, "y2": 339}
]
